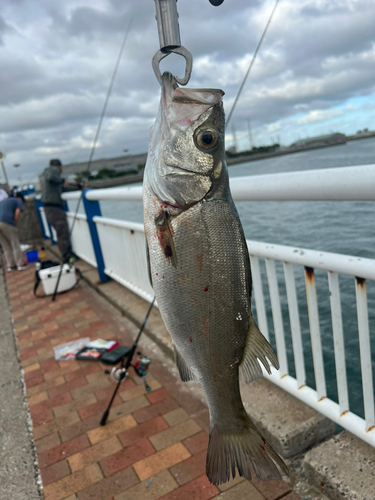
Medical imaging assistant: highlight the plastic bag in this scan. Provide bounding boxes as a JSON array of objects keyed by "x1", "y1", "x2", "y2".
[{"x1": 53, "y1": 337, "x2": 90, "y2": 361}]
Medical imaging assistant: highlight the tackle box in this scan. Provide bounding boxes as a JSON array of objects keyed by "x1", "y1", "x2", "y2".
[{"x1": 38, "y1": 264, "x2": 76, "y2": 295}]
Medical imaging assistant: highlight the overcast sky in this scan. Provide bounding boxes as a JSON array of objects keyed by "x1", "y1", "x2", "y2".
[{"x1": 1, "y1": 0, "x2": 375, "y2": 185}]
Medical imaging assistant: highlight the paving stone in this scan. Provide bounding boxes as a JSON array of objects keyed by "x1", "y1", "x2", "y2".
[
  {"x1": 114, "y1": 469, "x2": 177, "y2": 500},
  {"x1": 163, "y1": 407, "x2": 190, "y2": 427},
  {"x1": 26, "y1": 375, "x2": 65, "y2": 397},
  {"x1": 119, "y1": 378, "x2": 161, "y2": 402},
  {"x1": 87, "y1": 414, "x2": 137, "y2": 445},
  {"x1": 44, "y1": 361, "x2": 82, "y2": 380},
  {"x1": 133, "y1": 442, "x2": 191, "y2": 481},
  {"x1": 48, "y1": 376, "x2": 88, "y2": 399},
  {"x1": 216, "y1": 475, "x2": 245, "y2": 492},
  {"x1": 34, "y1": 411, "x2": 81, "y2": 440},
  {"x1": 35, "y1": 432, "x2": 61, "y2": 454},
  {"x1": 107, "y1": 395, "x2": 150, "y2": 422},
  {"x1": 170, "y1": 450, "x2": 207, "y2": 485},
  {"x1": 252, "y1": 478, "x2": 291, "y2": 500},
  {"x1": 53, "y1": 393, "x2": 98, "y2": 418},
  {"x1": 132, "y1": 397, "x2": 180, "y2": 423},
  {"x1": 38, "y1": 434, "x2": 90, "y2": 469},
  {"x1": 31, "y1": 392, "x2": 72, "y2": 415},
  {"x1": 71, "y1": 378, "x2": 112, "y2": 400},
  {"x1": 95, "y1": 377, "x2": 136, "y2": 400},
  {"x1": 43, "y1": 463, "x2": 103, "y2": 500},
  {"x1": 64, "y1": 363, "x2": 101, "y2": 382},
  {"x1": 149, "y1": 418, "x2": 201, "y2": 451},
  {"x1": 214, "y1": 480, "x2": 265, "y2": 499},
  {"x1": 78, "y1": 395, "x2": 122, "y2": 420},
  {"x1": 158, "y1": 474, "x2": 219, "y2": 500},
  {"x1": 76, "y1": 466, "x2": 138, "y2": 499},
  {"x1": 68, "y1": 436, "x2": 122, "y2": 472},
  {"x1": 32, "y1": 406, "x2": 54, "y2": 426},
  {"x1": 183, "y1": 432, "x2": 209, "y2": 455},
  {"x1": 118, "y1": 416, "x2": 169, "y2": 448},
  {"x1": 280, "y1": 493, "x2": 302, "y2": 500},
  {"x1": 40, "y1": 459, "x2": 71, "y2": 486},
  {"x1": 100, "y1": 438, "x2": 155, "y2": 477},
  {"x1": 146, "y1": 387, "x2": 171, "y2": 404},
  {"x1": 59, "y1": 414, "x2": 103, "y2": 443}
]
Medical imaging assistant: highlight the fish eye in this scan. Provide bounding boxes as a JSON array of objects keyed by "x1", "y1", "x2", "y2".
[{"x1": 195, "y1": 128, "x2": 218, "y2": 150}]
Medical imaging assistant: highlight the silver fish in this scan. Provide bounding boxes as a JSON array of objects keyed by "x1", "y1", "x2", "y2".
[{"x1": 143, "y1": 72, "x2": 288, "y2": 485}]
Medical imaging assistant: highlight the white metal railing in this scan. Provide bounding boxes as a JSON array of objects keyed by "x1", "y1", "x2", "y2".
[
  {"x1": 93, "y1": 216, "x2": 153, "y2": 301},
  {"x1": 60, "y1": 165, "x2": 375, "y2": 447},
  {"x1": 66, "y1": 212, "x2": 97, "y2": 268}
]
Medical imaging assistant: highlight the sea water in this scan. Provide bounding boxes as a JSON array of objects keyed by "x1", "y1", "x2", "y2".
[{"x1": 97, "y1": 138, "x2": 375, "y2": 420}]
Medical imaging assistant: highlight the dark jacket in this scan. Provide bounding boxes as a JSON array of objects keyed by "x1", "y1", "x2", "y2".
[{"x1": 41, "y1": 166, "x2": 80, "y2": 207}]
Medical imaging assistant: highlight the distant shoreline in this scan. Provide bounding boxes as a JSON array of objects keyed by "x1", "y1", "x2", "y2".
[{"x1": 226, "y1": 134, "x2": 375, "y2": 167}]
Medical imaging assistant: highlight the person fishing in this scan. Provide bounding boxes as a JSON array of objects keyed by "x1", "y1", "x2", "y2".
[
  {"x1": 0, "y1": 192, "x2": 28, "y2": 271},
  {"x1": 41, "y1": 159, "x2": 82, "y2": 263}
]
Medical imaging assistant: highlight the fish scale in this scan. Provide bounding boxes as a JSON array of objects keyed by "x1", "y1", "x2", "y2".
[{"x1": 143, "y1": 71, "x2": 288, "y2": 484}]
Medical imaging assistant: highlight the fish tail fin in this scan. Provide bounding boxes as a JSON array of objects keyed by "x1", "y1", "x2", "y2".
[{"x1": 206, "y1": 417, "x2": 288, "y2": 485}]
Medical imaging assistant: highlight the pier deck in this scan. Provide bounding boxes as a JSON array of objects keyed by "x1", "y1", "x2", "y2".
[{"x1": 4, "y1": 265, "x2": 301, "y2": 500}]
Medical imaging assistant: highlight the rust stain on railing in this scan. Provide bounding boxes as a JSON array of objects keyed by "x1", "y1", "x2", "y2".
[
  {"x1": 304, "y1": 266, "x2": 315, "y2": 282},
  {"x1": 355, "y1": 276, "x2": 366, "y2": 288}
]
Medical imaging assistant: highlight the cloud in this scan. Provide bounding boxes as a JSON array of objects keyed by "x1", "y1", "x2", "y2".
[
  {"x1": 297, "y1": 108, "x2": 344, "y2": 124},
  {"x1": 0, "y1": 0, "x2": 375, "y2": 181}
]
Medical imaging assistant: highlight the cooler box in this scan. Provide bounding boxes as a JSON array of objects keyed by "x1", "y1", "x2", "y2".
[{"x1": 38, "y1": 264, "x2": 76, "y2": 295}]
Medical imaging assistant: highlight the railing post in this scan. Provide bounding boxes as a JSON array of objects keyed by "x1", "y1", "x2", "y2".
[
  {"x1": 82, "y1": 189, "x2": 109, "y2": 282},
  {"x1": 34, "y1": 198, "x2": 48, "y2": 240}
]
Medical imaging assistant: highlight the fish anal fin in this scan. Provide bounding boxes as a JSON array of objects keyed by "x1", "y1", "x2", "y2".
[
  {"x1": 173, "y1": 345, "x2": 196, "y2": 382},
  {"x1": 239, "y1": 316, "x2": 279, "y2": 384},
  {"x1": 206, "y1": 417, "x2": 289, "y2": 485}
]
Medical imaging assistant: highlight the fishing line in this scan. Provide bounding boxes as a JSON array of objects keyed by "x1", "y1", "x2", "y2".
[
  {"x1": 225, "y1": 0, "x2": 280, "y2": 130},
  {"x1": 51, "y1": 18, "x2": 132, "y2": 301}
]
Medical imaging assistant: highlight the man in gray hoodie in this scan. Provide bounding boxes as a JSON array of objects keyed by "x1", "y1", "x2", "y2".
[{"x1": 42, "y1": 159, "x2": 81, "y2": 262}]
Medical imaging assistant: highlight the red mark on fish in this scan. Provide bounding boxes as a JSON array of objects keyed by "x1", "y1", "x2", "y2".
[{"x1": 197, "y1": 253, "x2": 204, "y2": 272}]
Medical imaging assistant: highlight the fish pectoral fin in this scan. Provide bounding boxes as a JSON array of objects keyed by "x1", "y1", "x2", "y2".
[
  {"x1": 206, "y1": 417, "x2": 288, "y2": 485},
  {"x1": 239, "y1": 316, "x2": 279, "y2": 383},
  {"x1": 173, "y1": 345, "x2": 196, "y2": 382}
]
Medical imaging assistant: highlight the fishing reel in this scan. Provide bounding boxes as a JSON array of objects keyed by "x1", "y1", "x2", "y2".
[
  {"x1": 108, "y1": 352, "x2": 151, "y2": 392},
  {"x1": 132, "y1": 352, "x2": 152, "y2": 392}
]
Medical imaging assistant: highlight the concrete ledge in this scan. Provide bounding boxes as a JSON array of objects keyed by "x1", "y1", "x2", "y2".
[
  {"x1": 303, "y1": 431, "x2": 375, "y2": 500},
  {"x1": 241, "y1": 379, "x2": 336, "y2": 458}
]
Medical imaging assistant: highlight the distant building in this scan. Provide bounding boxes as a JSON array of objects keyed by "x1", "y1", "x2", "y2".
[
  {"x1": 38, "y1": 152, "x2": 148, "y2": 184},
  {"x1": 290, "y1": 133, "x2": 346, "y2": 149}
]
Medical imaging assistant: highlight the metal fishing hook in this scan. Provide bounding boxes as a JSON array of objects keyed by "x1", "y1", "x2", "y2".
[
  {"x1": 152, "y1": 0, "x2": 193, "y2": 85},
  {"x1": 152, "y1": 45, "x2": 193, "y2": 86}
]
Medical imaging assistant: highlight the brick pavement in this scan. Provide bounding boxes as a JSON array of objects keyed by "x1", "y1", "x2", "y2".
[{"x1": 6, "y1": 266, "x2": 301, "y2": 500}]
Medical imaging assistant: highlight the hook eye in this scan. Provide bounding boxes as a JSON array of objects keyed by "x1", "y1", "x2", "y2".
[{"x1": 152, "y1": 45, "x2": 193, "y2": 86}]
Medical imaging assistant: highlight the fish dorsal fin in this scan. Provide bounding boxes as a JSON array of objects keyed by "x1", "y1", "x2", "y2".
[
  {"x1": 239, "y1": 317, "x2": 279, "y2": 383},
  {"x1": 173, "y1": 345, "x2": 196, "y2": 382}
]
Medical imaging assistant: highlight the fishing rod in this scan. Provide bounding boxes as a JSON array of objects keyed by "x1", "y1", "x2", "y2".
[
  {"x1": 100, "y1": 297, "x2": 155, "y2": 426},
  {"x1": 225, "y1": 0, "x2": 280, "y2": 130},
  {"x1": 51, "y1": 19, "x2": 132, "y2": 302}
]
